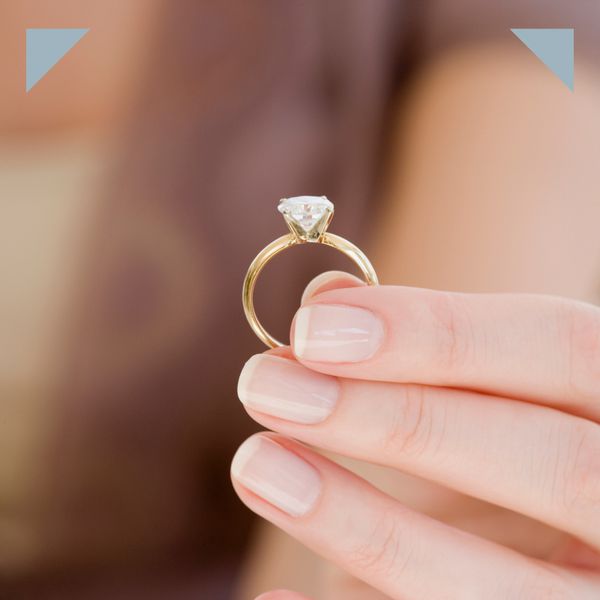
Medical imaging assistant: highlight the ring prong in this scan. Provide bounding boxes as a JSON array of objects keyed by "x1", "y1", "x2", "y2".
[{"x1": 278, "y1": 196, "x2": 334, "y2": 243}]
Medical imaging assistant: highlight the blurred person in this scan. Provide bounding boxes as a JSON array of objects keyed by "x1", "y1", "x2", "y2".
[{"x1": 1, "y1": 1, "x2": 600, "y2": 600}]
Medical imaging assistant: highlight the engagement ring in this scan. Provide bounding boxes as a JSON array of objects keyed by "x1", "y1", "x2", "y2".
[{"x1": 242, "y1": 196, "x2": 379, "y2": 347}]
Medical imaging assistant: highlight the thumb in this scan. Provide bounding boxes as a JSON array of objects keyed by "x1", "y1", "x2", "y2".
[{"x1": 301, "y1": 270, "x2": 365, "y2": 305}]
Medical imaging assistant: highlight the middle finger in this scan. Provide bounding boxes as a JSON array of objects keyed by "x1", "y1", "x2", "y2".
[{"x1": 238, "y1": 354, "x2": 600, "y2": 548}]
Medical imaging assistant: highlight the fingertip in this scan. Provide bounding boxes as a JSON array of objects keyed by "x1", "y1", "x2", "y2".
[
  {"x1": 264, "y1": 345, "x2": 295, "y2": 360},
  {"x1": 301, "y1": 270, "x2": 364, "y2": 305},
  {"x1": 230, "y1": 433, "x2": 322, "y2": 518}
]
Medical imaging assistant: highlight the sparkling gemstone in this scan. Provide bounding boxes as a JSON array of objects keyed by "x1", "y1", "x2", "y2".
[{"x1": 278, "y1": 196, "x2": 334, "y2": 236}]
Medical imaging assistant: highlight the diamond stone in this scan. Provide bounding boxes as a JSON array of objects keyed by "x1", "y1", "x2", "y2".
[{"x1": 278, "y1": 196, "x2": 334, "y2": 240}]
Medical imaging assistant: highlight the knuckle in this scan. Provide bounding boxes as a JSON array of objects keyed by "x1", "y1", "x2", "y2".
[
  {"x1": 510, "y1": 566, "x2": 574, "y2": 600},
  {"x1": 534, "y1": 421, "x2": 577, "y2": 517},
  {"x1": 346, "y1": 508, "x2": 413, "y2": 581},
  {"x1": 381, "y1": 385, "x2": 440, "y2": 460},
  {"x1": 560, "y1": 300, "x2": 600, "y2": 400},
  {"x1": 426, "y1": 292, "x2": 475, "y2": 375},
  {"x1": 562, "y1": 423, "x2": 600, "y2": 521}
]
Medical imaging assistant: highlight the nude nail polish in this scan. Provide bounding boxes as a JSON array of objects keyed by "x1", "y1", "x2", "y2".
[
  {"x1": 238, "y1": 354, "x2": 339, "y2": 424},
  {"x1": 293, "y1": 304, "x2": 384, "y2": 362},
  {"x1": 231, "y1": 436, "x2": 321, "y2": 517}
]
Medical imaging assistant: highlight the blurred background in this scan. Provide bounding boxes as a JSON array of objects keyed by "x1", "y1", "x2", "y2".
[{"x1": 2, "y1": 1, "x2": 600, "y2": 598}]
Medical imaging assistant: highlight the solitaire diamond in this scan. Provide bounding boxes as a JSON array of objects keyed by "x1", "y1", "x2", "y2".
[{"x1": 278, "y1": 196, "x2": 334, "y2": 241}]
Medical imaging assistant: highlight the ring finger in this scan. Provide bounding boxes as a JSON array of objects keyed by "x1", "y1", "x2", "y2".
[{"x1": 232, "y1": 433, "x2": 600, "y2": 599}]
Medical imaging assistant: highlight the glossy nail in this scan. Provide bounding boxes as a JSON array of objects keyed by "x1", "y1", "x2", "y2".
[
  {"x1": 231, "y1": 436, "x2": 321, "y2": 517},
  {"x1": 293, "y1": 304, "x2": 384, "y2": 362},
  {"x1": 238, "y1": 355, "x2": 339, "y2": 424}
]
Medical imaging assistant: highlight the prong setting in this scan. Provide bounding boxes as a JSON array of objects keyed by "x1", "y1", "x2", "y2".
[{"x1": 278, "y1": 196, "x2": 334, "y2": 242}]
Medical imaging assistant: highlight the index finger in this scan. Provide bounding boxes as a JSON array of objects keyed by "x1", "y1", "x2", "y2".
[{"x1": 291, "y1": 285, "x2": 600, "y2": 419}]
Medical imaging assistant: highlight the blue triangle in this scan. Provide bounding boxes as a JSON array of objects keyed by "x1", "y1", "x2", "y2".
[
  {"x1": 511, "y1": 28, "x2": 574, "y2": 91},
  {"x1": 26, "y1": 28, "x2": 89, "y2": 92}
]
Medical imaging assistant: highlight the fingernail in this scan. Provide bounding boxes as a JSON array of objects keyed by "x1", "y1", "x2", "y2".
[
  {"x1": 293, "y1": 304, "x2": 384, "y2": 362},
  {"x1": 238, "y1": 355, "x2": 339, "y2": 424},
  {"x1": 231, "y1": 436, "x2": 321, "y2": 517}
]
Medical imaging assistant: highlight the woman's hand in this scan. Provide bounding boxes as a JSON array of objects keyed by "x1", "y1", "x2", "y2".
[{"x1": 232, "y1": 274, "x2": 600, "y2": 599}]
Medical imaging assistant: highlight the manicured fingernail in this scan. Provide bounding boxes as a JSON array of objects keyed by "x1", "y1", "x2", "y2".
[
  {"x1": 238, "y1": 355, "x2": 339, "y2": 424},
  {"x1": 231, "y1": 436, "x2": 321, "y2": 517},
  {"x1": 293, "y1": 304, "x2": 384, "y2": 362}
]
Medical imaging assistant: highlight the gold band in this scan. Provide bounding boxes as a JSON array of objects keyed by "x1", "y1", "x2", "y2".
[{"x1": 242, "y1": 232, "x2": 378, "y2": 348}]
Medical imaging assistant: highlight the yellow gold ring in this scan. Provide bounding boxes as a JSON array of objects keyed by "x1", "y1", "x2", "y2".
[{"x1": 242, "y1": 196, "x2": 379, "y2": 348}]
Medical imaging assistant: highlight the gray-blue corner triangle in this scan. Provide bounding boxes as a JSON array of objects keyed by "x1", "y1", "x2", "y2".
[
  {"x1": 26, "y1": 28, "x2": 89, "y2": 92},
  {"x1": 511, "y1": 28, "x2": 574, "y2": 91}
]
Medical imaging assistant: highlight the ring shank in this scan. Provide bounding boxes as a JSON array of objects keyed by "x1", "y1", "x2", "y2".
[{"x1": 242, "y1": 232, "x2": 378, "y2": 348}]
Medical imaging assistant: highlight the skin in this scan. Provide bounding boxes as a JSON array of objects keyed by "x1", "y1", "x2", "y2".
[
  {"x1": 234, "y1": 277, "x2": 600, "y2": 599},
  {"x1": 2, "y1": 4, "x2": 600, "y2": 596},
  {"x1": 235, "y1": 45, "x2": 600, "y2": 600}
]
